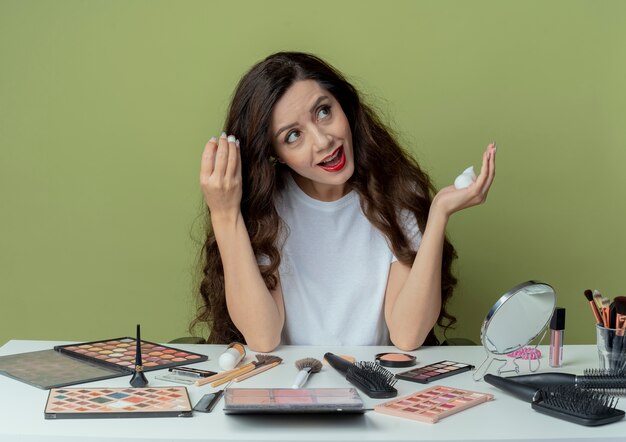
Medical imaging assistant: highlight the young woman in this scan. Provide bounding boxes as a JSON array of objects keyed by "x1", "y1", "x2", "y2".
[{"x1": 194, "y1": 52, "x2": 496, "y2": 352}]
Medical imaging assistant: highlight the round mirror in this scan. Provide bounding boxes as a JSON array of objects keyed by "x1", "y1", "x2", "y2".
[{"x1": 480, "y1": 280, "x2": 556, "y2": 355}]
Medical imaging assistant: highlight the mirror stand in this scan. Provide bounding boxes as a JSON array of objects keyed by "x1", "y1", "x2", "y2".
[
  {"x1": 473, "y1": 328, "x2": 547, "y2": 381},
  {"x1": 473, "y1": 281, "x2": 555, "y2": 381}
]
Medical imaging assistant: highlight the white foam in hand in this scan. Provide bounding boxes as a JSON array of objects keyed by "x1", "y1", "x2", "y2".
[{"x1": 453, "y1": 166, "x2": 476, "y2": 189}]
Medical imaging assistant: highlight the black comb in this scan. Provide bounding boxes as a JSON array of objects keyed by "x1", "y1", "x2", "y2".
[
  {"x1": 484, "y1": 374, "x2": 624, "y2": 426},
  {"x1": 324, "y1": 352, "x2": 397, "y2": 399}
]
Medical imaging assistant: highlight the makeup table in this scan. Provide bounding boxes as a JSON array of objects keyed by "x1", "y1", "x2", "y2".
[{"x1": 0, "y1": 340, "x2": 622, "y2": 442}]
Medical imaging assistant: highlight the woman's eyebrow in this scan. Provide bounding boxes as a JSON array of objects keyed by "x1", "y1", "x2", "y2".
[{"x1": 274, "y1": 95, "x2": 330, "y2": 139}]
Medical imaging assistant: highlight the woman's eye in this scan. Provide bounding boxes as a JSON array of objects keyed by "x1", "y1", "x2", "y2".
[
  {"x1": 286, "y1": 130, "x2": 300, "y2": 144},
  {"x1": 318, "y1": 105, "x2": 331, "y2": 120}
]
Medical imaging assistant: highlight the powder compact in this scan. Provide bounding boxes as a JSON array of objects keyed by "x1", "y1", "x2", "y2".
[{"x1": 375, "y1": 352, "x2": 417, "y2": 368}]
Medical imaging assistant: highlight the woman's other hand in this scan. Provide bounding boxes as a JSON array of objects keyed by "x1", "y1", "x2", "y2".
[
  {"x1": 431, "y1": 143, "x2": 496, "y2": 218},
  {"x1": 200, "y1": 133, "x2": 243, "y2": 221}
]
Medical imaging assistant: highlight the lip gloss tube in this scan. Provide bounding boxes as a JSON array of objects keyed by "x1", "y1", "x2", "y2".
[{"x1": 549, "y1": 307, "x2": 566, "y2": 368}]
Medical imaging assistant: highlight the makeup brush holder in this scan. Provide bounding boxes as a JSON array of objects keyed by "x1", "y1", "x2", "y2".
[{"x1": 596, "y1": 324, "x2": 626, "y2": 371}]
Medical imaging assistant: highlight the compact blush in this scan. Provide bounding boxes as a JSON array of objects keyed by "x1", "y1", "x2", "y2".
[
  {"x1": 375, "y1": 352, "x2": 417, "y2": 368},
  {"x1": 396, "y1": 360, "x2": 474, "y2": 384}
]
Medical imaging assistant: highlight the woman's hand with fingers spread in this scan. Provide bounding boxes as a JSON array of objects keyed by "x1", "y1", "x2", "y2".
[
  {"x1": 200, "y1": 132, "x2": 243, "y2": 222},
  {"x1": 431, "y1": 143, "x2": 497, "y2": 219}
]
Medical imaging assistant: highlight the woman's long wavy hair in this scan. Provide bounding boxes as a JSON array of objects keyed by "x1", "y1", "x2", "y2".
[{"x1": 192, "y1": 52, "x2": 457, "y2": 346}]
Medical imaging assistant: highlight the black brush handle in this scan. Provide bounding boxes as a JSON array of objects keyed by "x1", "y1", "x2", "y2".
[
  {"x1": 503, "y1": 372, "x2": 576, "y2": 388},
  {"x1": 484, "y1": 374, "x2": 540, "y2": 403},
  {"x1": 324, "y1": 352, "x2": 354, "y2": 375},
  {"x1": 611, "y1": 334, "x2": 623, "y2": 371}
]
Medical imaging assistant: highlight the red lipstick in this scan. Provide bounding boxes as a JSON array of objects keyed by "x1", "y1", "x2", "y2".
[{"x1": 318, "y1": 146, "x2": 346, "y2": 172}]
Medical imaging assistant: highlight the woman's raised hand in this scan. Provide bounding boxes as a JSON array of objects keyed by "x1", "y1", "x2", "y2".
[
  {"x1": 200, "y1": 133, "x2": 243, "y2": 221},
  {"x1": 431, "y1": 143, "x2": 497, "y2": 218}
]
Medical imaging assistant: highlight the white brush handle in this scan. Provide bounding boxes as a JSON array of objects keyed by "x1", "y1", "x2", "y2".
[{"x1": 291, "y1": 368, "x2": 311, "y2": 389}]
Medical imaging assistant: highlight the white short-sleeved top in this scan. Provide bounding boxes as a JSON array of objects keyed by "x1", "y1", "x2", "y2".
[{"x1": 273, "y1": 174, "x2": 422, "y2": 346}]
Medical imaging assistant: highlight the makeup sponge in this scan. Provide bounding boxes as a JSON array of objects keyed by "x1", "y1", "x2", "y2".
[{"x1": 454, "y1": 166, "x2": 476, "y2": 189}]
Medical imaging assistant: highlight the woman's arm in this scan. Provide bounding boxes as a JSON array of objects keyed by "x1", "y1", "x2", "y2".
[
  {"x1": 200, "y1": 134, "x2": 284, "y2": 352},
  {"x1": 384, "y1": 143, "x2": 496, "y2": 350}
]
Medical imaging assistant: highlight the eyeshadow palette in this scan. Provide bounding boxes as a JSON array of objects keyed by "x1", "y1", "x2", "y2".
[
  {"x1": 44, "y1": 386, "x2": 193, "y2": 419},
  {"x1": 396, "y1": 360, "x2": 474, "y2": 384},
  {"x1": 55, "y1": 337, "x2": 206, "y2": 371},
  {"x1": 374, "y1": 385, "x2": 493, "y2": 423},
  {"x1": 223, "y1": 388, "x2": 366, "y2": 414},
  {"x1": 0, "y1": 338, "x2": 207, "y2": 389}
]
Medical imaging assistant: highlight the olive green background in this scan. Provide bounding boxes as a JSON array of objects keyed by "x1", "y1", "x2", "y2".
[{"x1": 1, "y1": 0, "x2": 624, "y2": 347}]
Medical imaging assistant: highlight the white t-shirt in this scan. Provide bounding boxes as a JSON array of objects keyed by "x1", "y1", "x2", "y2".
[{"x1": 274, "y1": 174, "x2": 422, "y2": 346}]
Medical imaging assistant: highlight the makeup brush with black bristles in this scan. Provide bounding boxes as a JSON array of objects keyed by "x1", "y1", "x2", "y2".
[
  {"x1": 484, "y1": 374, "x2": 624, "y2": 426},
  {"x1": 291, "y1": 357, "x2": 323, "y2": 389},
  {"x1": 499, "y1": 370, "x2": 626, "y2": 396},
  {"x1": 324, "y1": 352, "x2": 397, "y2": 399},
  {"x1": 129, "y1": 324, "x2": 148, "y2": 388}
]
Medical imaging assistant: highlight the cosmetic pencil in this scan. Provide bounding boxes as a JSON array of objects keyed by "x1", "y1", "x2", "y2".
[{"x1": 584, "y1": 289, "x2": 603, "y2": 325}]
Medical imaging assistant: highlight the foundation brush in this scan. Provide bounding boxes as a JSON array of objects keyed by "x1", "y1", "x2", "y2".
[
  {"x1": 500, "y1": 370, "x2": 626, "y2": 396},
  {"x1": 484, "y1": 374, "x2": 624, "y2": 426},
  {"x1": 291, "y1": 357, "x2": 322, "y2": 389},
  {"x1": 324, "y1": 352, "x2": 397, "y2": 399}
]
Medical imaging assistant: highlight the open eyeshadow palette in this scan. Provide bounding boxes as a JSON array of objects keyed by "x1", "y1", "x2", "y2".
[
  {"x1": 223, "y1": 388, "x2": 366, "y2": 414},
  {"x1": 0, "y1": 337, "x2": 207, "y2": 389},
  {"x1": 44, "y1": 386, "x2": 193, "y2": 419},
  {"x1": 396, "y1": 360, "x2": 474, "y2": 384},
  {"x1": 374, "y1": 385, "x2": 493, "y2": 423}
]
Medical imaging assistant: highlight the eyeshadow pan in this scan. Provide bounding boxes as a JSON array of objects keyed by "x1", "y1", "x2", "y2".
[{"x1": 396, "y1": 360, "x2": 475, "y2": 384}]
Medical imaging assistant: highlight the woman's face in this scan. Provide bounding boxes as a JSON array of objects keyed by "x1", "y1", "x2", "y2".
[{"x1": 271, "y1": 80, "x2": 354, "y2": 201}]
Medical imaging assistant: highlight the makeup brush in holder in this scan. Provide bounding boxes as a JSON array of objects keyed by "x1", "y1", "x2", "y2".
[
  {"x1": 129, "y1": 324, "x2": 148, "y2": 388},
  {"x1": 292, "y1": 357, "x2": 322, "y2": 389}
]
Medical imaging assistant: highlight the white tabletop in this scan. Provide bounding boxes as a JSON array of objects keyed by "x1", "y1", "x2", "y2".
[{"x1": 0, "y1": 340, "x2": 621, "y2": 442}]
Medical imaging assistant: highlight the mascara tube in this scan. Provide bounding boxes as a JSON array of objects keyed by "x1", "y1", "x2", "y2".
[{"x1": 549, "y1": 307, "x2": 566, "y2": 368}]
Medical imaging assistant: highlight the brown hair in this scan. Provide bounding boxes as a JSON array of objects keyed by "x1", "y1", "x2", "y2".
[{"x1": 192, "y1": 52, "x2": 457, "y2": 345}]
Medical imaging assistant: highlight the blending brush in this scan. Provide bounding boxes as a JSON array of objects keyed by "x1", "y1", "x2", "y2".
[
  {"x1": 610, "y1": 299, "x2": 626, "y2": 370},
  {"x1": 291, "y1": 357, "x2": 323, "y2": 389},
  {"x1": 593, "y1": 290, "x2": 606, "y2": 326},
  {"x1": 324, "y1": 352, "x2": 397, "y2": 399},
  {"x1": 484, "y1": 374, "x2": 624, "y2": 426},
  {"x1": 584, "y1": 289, "x2": 603, "y2": 325},
  {"x1": 499, "y1": 370, "x2": 626, "y2": 396}
]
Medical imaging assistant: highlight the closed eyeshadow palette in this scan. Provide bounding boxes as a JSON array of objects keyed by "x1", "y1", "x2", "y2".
[
  {"x1": 374, "y1": 385, "x2": 493, "y2": 423},
  {"x1": 396, "y1": 360, "x2": 474, "y2": 384},
  {"x1": 223, "y1": 388, "x2": 366, "y2": 414},
  {"x1": 44, "y1": 386, "x2": 193, "y2": 419},
  {"x1": 0, "y1": 338, "x2": 207, "y2": 389}
]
